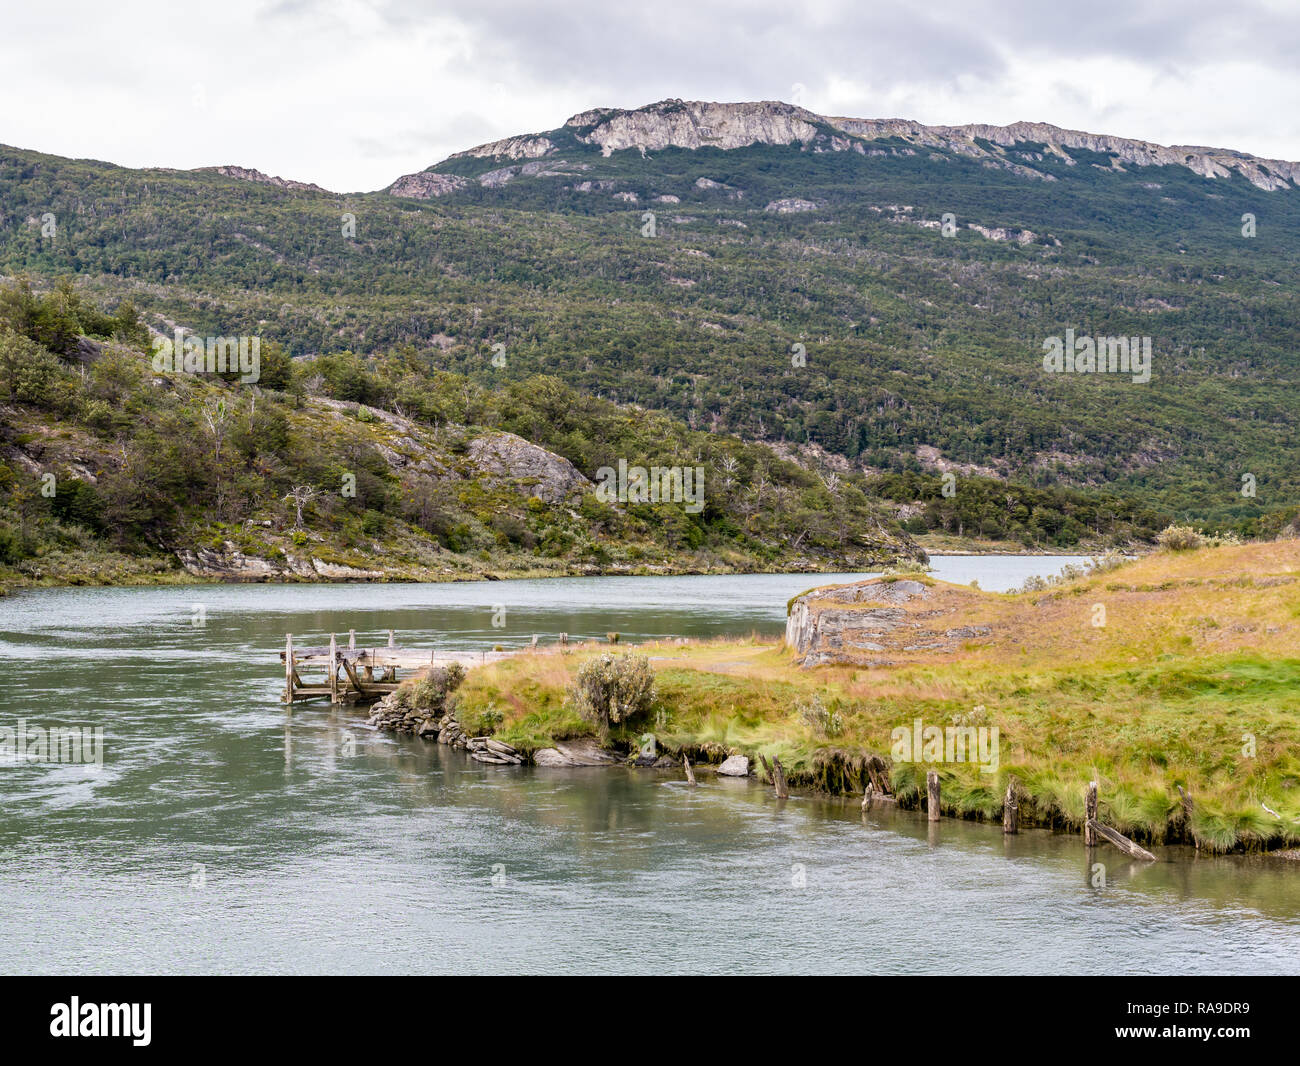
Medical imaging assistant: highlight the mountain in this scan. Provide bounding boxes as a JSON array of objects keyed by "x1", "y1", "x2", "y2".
[
  {"x1": 0, "y1": 99, "x2": 1297, "y2": 548},
  {"x1": 392, "y1": 99, "x2": 1300, "y2": 193}
]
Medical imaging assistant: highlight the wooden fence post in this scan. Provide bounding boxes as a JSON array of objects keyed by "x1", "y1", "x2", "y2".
[
  {"x1": 329, "y1": 633, "x2": 338, "y2": 703},
  {"x1": 284, "y1": 633, "x2": 294, "y2": 704},
  {"x1": 927, "y1": 770, "x2": 941, "y2": 822},
  {"x1": 1003, "y1": 775, "x2": 1018, "y2": 834},
  {"x1": 1085, "y1": 781, "x2": 1099, "y2": 846}
]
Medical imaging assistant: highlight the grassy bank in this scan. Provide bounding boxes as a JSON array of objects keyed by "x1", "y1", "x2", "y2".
[{"x1": 452, "y1": 540, "x2": 1300, "y2": 853}]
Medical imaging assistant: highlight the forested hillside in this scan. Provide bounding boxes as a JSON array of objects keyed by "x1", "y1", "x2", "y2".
[
  {"x1": 1, "y1": 100, "x2": 1297, "y2": 549},
  {"x1": 0, "y1": 282, "x2": 930, "y2": 584}
]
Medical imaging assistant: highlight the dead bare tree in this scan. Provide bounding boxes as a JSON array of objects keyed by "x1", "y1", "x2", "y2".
[{"x1": 283, "y1": 485, "x2": 320, "y2": 530}]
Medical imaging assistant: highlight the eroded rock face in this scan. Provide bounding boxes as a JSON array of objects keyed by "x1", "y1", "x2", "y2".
[
  {"x1": 434, "y1": 99, "x2": 1300, "y2": 192},
  {"x1": 173, "y1": 545, "x2": 384, "y2": 581},
  {"x1": 533, "y1": 739, "x2": 617, "y2": 767},
  {"x1": 465, "y1": 431, "x2": 592, "y2": 504},
  {"x1": 765, "y1": 198, "x2": 818, "y2": 213},
  {"x1": 201, "y1": 165, "x2": 328, "y2": 193},
  {"x1": 785, "y1": 578, "x2": 993, "y2": 665},
  {"x1": 387, "y1": 171, "x2": 470, "y2": 199}
]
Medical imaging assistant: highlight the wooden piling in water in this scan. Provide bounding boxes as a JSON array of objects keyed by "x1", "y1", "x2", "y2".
[
  {"x1": 284, "y1": 633, "x2": 294, "y2": 704},
  {"x1": 773, "y1": 757, "x2": 789, "y2": 799},
  {"x1": 1087, "y1": 819, "x2": 1157, "y2": 862},
  {"x1": 682, "y1": 753, "x2": 696, "y2": 786},
  {"x1": 328, "y1": 633, "x2": 338, "y2": 703},
  {"x1": 1003, "y1": 775, "x2": 1018, "y2": 835},
  {"x1": 759, "y1": 754, "x2": 789, "y2": 799},
  {"x1": 927, "y1": 770, "x2": 941, "y2": 822},
  {"x1": 1085, "y1": 781, "x2": 1099, "y2": 846},
  {"x1": 1176, "y1": 785, "x2": 1198, "y2": 850}
]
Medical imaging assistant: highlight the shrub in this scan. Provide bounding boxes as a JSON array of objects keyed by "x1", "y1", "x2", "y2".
[
  {"x1": 1157, "y1": 525, "x2": 1204, "y2": 551},
  {"x1": 406, "y1": 662, "x2": 466, "y2": 715},
  {"x1": 796, "y1": 694, "x2": 843, "y2": 738},
  {"x1": 0, "y1": 329, "x2": 62, "y2": 407},
  {"x1": 570, "y1": 653, "x2": 656, "y2": 738}
]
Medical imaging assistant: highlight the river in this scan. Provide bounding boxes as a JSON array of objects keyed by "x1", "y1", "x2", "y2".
[{"x1": 2, "y1": 556, "x2": 1298, "y2": 974}]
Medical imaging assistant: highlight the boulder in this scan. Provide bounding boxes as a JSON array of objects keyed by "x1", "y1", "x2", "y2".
[
  {"x1": 717, "y1": 755, "x2": 750, "y2": 777},
  {"x1": 532, "y1": 738, "x2": 617, "y2": 767}
]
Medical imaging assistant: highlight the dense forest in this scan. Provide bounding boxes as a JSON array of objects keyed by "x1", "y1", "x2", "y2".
[
  {"x1": 0, "y1": 281, "x2": 928, "y2": 583},
  {"x1": 0, "y1": 124, "x2": 1296, "y2": 556}
]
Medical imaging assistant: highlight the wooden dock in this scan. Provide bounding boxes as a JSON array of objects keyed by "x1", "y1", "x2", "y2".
[{"x1": 281, "y1": 629, "x2": 521, "y2": 704}]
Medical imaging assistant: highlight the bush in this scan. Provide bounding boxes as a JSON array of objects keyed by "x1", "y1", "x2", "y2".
[
  {"x1": 570, "y1": 653, "x2": 656, "y2": 738},
  {"x1": 796, "y1": 694, "x2": 843, "y2": 738},
  {"x1": 0, "y1": 329, "x2": 62, "y2": 407},
  {"x1": 406, "y1": 662, "x2": 466, "y2": 715},
  {"x1": 1157, "y1": 525, "x2": 1204, "y2": 552}
]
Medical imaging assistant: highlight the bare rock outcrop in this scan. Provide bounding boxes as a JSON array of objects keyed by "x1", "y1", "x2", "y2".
[
  {"x1": 533, "y1": 739, "x2": 618, "y2": 767},
  {"x1": 199, "y1": 165, "x2": 328, "y2": 194},
  {"x1": 786, "y1": 577, "x2": 994, "y2": 666},
  {"x1": 765, "y1": 198, "x2": 819, "y2": 213},
  {"x1": 465, "y1": 431, "x2": 592, "y2": 504},
  {"x1": 387, "y1": 171, "x2": 470, "y2": 199},
  {"x1": 425, "y1": 99, "x2": 1300, "y2": 193}
]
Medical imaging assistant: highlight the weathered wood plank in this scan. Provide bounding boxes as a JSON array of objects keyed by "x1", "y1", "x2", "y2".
[
  {"x1": 1085, "y1": 781, "x2": 1099, "y2": 846},
  {"x1": 1087, "y1": 818, "x2": 1157, "y2": 862},
  {"x1": 1003, "y1": 775, "x2": 1019, "y2": 835}
]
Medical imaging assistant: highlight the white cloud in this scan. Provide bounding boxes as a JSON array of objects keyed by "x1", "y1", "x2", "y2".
[{"x1": 0, "y1": 0, "x2": 1295, "y2": 191}]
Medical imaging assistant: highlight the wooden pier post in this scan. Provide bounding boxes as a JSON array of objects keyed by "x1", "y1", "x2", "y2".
[
  {"x1": 759, "y1": 754, "x2": 789, "y2": 799},
  {"x1": 1086, "y1": 819, "x2": 1157, "y2": 862},
  {"x1": 927, "y1": 770, "x2": 941, "y2": 822},
  {"x1": 682, "y1": 753, "x2": 696, "y2": 786},
  {"x1": 1003, "y1": 775, "x2": 1019, "y2": 835},
  {"x1": 348, "y1": 630, "x2": 356, "y2": 652},
  {"x1": 1085, "y1": 781, "x2": 1099, "y2": 846},
  {"x1": 388, "y1": 629, "x2": 395, "y2": 648},
  {"x1": 284, "y1": 633, "x2": 294, "y2": 703},
  {"x1": 328, "y1": 633, "x2": 338, "y2": 703}
]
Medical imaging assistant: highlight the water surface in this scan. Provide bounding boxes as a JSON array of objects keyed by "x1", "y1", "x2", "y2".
[{"x1": 2, "y1": 557, "x2": 1297, "y2": 975}]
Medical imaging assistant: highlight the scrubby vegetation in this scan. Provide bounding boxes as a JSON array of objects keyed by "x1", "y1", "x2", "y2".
[
  {"x1": 570, "y1": 653, "x2": 657, "y2": 740},
  {"x1": 0, "y1": 281, "x2": 919, "y2": 585}
]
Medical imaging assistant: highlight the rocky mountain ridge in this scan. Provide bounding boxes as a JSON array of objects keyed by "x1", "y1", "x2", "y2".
[{"x1": 395, "y1": 98, "x2": 1300, "y2": 193}]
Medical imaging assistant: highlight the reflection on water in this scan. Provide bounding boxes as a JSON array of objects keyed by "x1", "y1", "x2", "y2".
[{"x1": 0, "y1": 560, "x2": 1297, "y2": 975}]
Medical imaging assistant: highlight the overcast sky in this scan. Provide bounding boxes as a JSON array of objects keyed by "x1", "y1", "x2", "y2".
[{"x1": 3, "y1": 0, "x2": 1298, "y2": 192}]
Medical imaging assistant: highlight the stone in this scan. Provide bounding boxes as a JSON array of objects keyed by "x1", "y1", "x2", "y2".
[
  {"x1": 464, "y1": 432, "x2": 592, "y2": 504},
  {"x1": 532, "y1": 738, "x2": 617, "y2": 767},
  {"x1": 717, "y1": 755, "x2": 750, "y2": 776}
]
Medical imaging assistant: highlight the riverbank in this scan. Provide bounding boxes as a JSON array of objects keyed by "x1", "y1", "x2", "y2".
[
  {"x1": 0, "y1": 546, "x2": 920, "y2": 594},
  {"x1": 437, "y1": 540, "x2": 1300, "y2": 854}
]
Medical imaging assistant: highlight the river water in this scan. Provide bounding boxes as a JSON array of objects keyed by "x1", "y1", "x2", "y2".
[{"x1": 2, "y1": 556, "x2": 1298, "y2": 975}]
